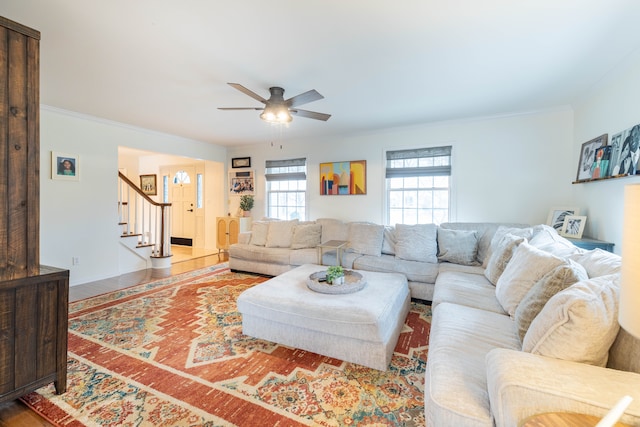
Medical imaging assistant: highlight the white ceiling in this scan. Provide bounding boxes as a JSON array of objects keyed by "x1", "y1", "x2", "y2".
[{"x1": 3, "y1": 1, "x2": 640, "y2": 147}]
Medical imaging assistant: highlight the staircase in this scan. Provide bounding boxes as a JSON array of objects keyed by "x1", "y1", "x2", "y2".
[{"x1": 118, "y1": 172, "x2": 172, "y2": 268}]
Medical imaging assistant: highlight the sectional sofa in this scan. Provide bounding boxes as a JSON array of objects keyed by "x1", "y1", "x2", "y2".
[{"x1": 228, "y1": 218, "x2": 640, "y2": 426}]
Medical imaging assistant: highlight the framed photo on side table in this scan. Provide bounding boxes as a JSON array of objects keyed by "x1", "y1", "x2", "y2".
[
  {"x1": 560, "y1": 215, "x2": 587, "y2": 239},
  {"x1": 546, "y1": 206, "x2": 581, "y2": 232}
]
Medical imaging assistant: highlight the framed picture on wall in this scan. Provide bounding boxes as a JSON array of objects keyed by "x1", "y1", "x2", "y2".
[
  {"x1": 140, "y1": 174, "x2": 157, "y2": 196},
  {"x1": 51, "y1": 151, "x2": 79, "y2": 181},
  {"x1": 575, "y1": 134, "x2": 607, "y2": 182},
  {"x1": 232, "y1": 157, "x2": 251, "y2": 168},
  {"x1": 229, "y1": 169, "x2": 255, "y2": 195},
  {"x1": 560, "y1": 215, "x2": 587, "y2": 239},
  {"x1": 319, "y1": 160, "x2": 367, "y2": 195}
]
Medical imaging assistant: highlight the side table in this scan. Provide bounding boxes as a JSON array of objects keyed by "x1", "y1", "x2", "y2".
[
  {"x1": 566, "y1": 236, "x2": 614, "y2": 252},
  {"x1": 520, "y1": 412, "x2": 630, "y2": 427},
  {"x1": 317, "y1": 240, "x2": 348, "y2": 265}
]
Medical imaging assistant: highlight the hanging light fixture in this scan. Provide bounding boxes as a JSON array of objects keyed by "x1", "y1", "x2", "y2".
[{"x1": 260, "y1": 103, "x2": 292, "y2": 123}]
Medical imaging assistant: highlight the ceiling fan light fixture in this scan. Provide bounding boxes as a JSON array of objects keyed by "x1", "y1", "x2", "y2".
[{"x1": 260, "y1": 104, "x2": 292, "y2": 123}]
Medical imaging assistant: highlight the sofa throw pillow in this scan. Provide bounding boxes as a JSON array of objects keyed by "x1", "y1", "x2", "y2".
[
  {"x1": 381, "y1": 226, "x2": 396, "y2": 255},
  {"x1": 348, "y1": 222, "x2": 384, "y2": 256},
  {"x1": 483, "y1": 226, "x2": 535, "y2": 268},
  {"x1": 495, "y1": 242, "x2": 565, "y2": 316},
  {"x1": 291, "y1": 223, "x2": 322, "y2": 249},
  {"x1": 249, "y1": 221, "x2": 270, "y2": 246},
  {"x1": 568, "y1": 249, "x2": 621, "y2": 278},
  {"x1": 265, "y1": 219, "x2": 299, "y2": 248},
  {"x1": 483, "y1": 233, "x2": 526, "y2": 285},
  {"x1": 394, "y1": 224, "x2": 438, "y2": 263},
  {"x1": 437, "y1": 228, "x2": 479, "y2": 265},
  {"x1": 514, "y1": 259, "x2": 588, "y2": 342},
  {"x1": 522, "y1": 274, "x2": 621, "y2": 367}
]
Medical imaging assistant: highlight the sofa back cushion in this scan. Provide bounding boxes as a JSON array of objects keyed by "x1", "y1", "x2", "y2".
[
  {"x1": 437, "y1": 228, "x2": 479, "y2": 265},
  {"x1": 291, "y1": 223, "x2": 322, "y2": 249},
  {"x1": 316, "y1": 218, "x2": 349, "y2": 243},
  {"x1": 265, "y1": 219, "x2": 299, "y2": 248},
  {"x1": 569, "y1": 249, "x2": 621, "y2": 278},
  {"x1": 394, "y1": 223, "x2": 438, "y2": 263},
  {"x1": 484, "y1": 234, "x2": 526, "y2": 285},
  {"x1": 347, "y1": 222, "x2": 384, "y2": 256},
  {"x1": 381, "y1": 226, "x2": 396, "y2": 255},
  {"x1": 529, "y1": 224, "x2": 581, "y2": 257}
]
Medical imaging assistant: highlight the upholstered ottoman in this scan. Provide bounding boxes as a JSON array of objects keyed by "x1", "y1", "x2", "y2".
[{"x1": 237, "y1": 263, "x2": 411, "y2": 371}]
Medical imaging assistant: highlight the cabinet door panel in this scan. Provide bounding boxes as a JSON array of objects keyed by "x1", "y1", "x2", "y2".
[{"x1": 0, "y1": 289, "x2": 15, "y2": 394}]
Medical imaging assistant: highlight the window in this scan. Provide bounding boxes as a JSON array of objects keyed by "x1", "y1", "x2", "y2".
[
  {"x1": 386, "y1": 146, "x2": 451, "y2": 225},
  {"x1": 266, "y1": 158, "x2": 306, "y2": 220},
  {"x1": 196, "y1": 173, "x2": 203, "y2": 208}
]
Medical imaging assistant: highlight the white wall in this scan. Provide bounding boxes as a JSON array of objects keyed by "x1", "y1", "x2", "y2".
[
  {"x1": 40, "y1": 107, "x2": 227, "y2": 286},
  {"x1": 572, "y1": 49, "x2": 640, "y2": 254},
  {"x1": 229, "y1": 108, "x2": 575, "y2": 227}
]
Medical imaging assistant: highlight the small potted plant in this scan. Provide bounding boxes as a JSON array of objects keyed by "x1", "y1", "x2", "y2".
[
  {"x1": 326, "y1": 265, "x2": 345, "y2": 285},
  {"x1": 239, "y1": 194, "x2": 254, "y2": 217}
]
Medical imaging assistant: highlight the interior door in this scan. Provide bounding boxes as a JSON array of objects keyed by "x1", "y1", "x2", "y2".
[{"x1": 170, "y1": 166, "x2": 196, "y2": 244}]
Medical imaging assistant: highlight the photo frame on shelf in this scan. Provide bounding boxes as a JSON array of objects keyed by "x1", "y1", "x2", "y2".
[
  {"x1": 51, "y1": 151, "x2": 79, "y2": 181},
  {"x1": 319, "y1": 160, "x2": 367, "y2": 195},
  {"x1": 610, "y1": 124, "x2": 640, "y2": 176},
  {"x1": 232, "y1": 157, "x2": 251, "y2": 168},
  {"x1": 229, "y1": 169, "x2": 255, "y2": 196},
  {"x1": 575, "y1": 134, "x2": 607, "y2": 182},
  {"x1": 546, "y1": 206, "x2": 581, "y2": 232},
  {"x1": 140, "y1": 174, "x2": 157, "y2": 196},
  {"x1": 560, "y1": 215, "x2": 587, "y2": 239}
]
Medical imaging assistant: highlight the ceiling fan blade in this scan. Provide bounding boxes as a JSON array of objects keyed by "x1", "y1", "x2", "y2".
[
  {"x1": 218, "y1": 107, "x2": 264, "y2": 111},
  {"x1": 285, "y1": 89, "x2": 324, "y2": 108},
  {"x1": 227, "y1": 83, "x2": 268, "y2": 104},
  {"x1": 290, "y1": 108, "x2": 331, "y2": 121}
]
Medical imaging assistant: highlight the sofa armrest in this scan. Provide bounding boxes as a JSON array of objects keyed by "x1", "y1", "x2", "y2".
[
  {"x1": 238, "y1": 231, "x2": 251, "y2": 244},
  {"x1": 486, "y1": 348, "x2": 640, "y2": 427}
]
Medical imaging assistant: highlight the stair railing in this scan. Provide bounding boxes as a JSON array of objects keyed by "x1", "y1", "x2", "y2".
[{"x1": 118, "y1": 172, "x2": 172, "y2": 258}]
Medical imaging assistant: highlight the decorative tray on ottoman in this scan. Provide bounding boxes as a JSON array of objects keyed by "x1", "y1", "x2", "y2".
[{"x1": 306, "y1": 270, "x2": 366, "y2": 294}]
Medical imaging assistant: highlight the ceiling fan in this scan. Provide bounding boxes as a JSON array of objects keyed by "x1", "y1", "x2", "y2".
[{"x1": 218, "y1": 83, "x2": 331, "y2": 123}]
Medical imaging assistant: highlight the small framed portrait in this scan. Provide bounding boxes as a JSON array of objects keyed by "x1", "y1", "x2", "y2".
[
  {"x1": 546, "y1": 206, "x2": 581, "y2": 232},
  {"x1": 575, "y1": 134, "x2": 607, "y2": 182},
  {"x1": 229, "y1": 169, "x2": 255, "y2": 195},
  {"x1": 51, "y1": 152, "x2": 79, "y2": 181},
  {"x1": 140, "y1": 174, "x2": 157, "y2": 196},
  {"x1": 560, "y1": 215, "x2": 587, "y2": 239},
  {"x1": 232, "y1": 157, "x2": 251, "y2": 168}
]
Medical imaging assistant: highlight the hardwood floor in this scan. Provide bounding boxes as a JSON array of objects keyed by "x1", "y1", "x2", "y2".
[{"x1": 0, "y1": 252, "x2": 227, "y2": 427}]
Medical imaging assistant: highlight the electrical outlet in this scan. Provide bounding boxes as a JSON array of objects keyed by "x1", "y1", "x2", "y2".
[{"x1": 72, "y1": 257, "x2": 80, "y2": 265}]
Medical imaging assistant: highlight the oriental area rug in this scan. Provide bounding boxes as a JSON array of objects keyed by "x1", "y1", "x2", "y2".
[{"x1": 21, "y1": 264, "x2": 431, "y2": 426}]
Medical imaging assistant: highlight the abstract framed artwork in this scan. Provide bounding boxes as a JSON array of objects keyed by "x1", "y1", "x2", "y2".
[
  {"x1": 319, "y1": 160, "x2": 366, "y2": 195},
  {"x1": 560, "y1": 215, "x2": 587, "y2": 239},
  {"x1": 546, "y1": 206, "x2": 580, "y2": 232},
  {"x1": 575, "y1": 134, "x2": 607, "y2": 182},
  {"x1": 51, "y1": 151, "x2": 79, "y2": 181}
]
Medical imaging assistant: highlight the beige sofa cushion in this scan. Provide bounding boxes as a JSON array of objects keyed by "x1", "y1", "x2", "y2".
[
  {"x1": 265, "y1": 219, "x2": 299, "y2": 248},
  {"x1": 484, "y1": 234, "x2": 526, "y2": 285},
  {"x1": 522, "y1": 274, "x2": 621, "y2": 367},
  {"x1": 569, "y1": 249, "x2": 621, "y2": 278},
  {"x1": 290, "y1": 223, "x2": 322, "y2": 249},
  {"x1": 495, "y1": 242, "x2": 564, "y2": 316},
  {"x1": 249, "y1": 221, "x2": 270, "y2": 246},
  {"x1": 437, "y1": 228, "x2": 479, "y2": 265},
  {"x1": 484, "y1": 226, "x2": 535, "y2": 268},
  {"x1": 529, "y1": 224, "x2": 581, "y2": 257},
  {"x1": 348, "y1": 222, "x2": 384, "y2": 256},
  {"x1": 394, "y1": 223, "x2": 437, "y2": 263},
  {"x1": 381, "y1": 226, "x2": 396, "y2": 255},
  {"x1": 514, "y1": 260, "x2": 588, "y2": 341},
  {"x1": 316, "y1": 218, "x2": 349, "y2": 242}
]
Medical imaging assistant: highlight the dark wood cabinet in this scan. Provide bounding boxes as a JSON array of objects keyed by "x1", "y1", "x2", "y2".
[
  {"x1": 0, "y1": 266, "x2": 69, "y2": 403},
  {"x1": 0, "y1": 16, "x2": 69, "y2": 402}
]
